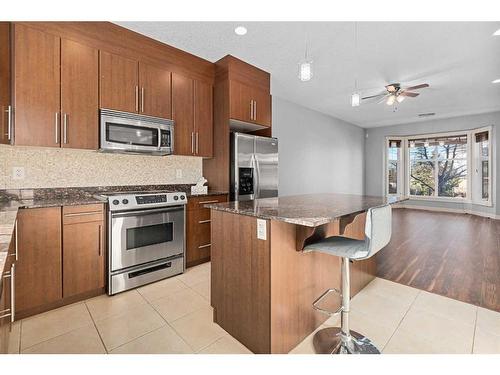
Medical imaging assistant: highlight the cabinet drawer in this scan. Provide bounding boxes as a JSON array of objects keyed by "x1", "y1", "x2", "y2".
[
  {"x1": 187, "y1": 194, "x2": 227, "y2": 211},
  {"x1": 63, "y1": 204, "x2": 104, "y2": 225}
]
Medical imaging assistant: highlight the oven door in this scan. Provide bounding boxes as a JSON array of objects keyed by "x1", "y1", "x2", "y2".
[{"x1": 110, "y1": 206, "x2": 184, "y2": 271}]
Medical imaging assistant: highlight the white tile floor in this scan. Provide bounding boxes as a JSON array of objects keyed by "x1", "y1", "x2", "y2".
[{"x1": 7, "y1": 262, "x2": 500, "y2": 354}]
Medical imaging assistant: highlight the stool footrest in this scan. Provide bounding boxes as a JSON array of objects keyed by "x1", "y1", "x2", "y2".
[{"x1": 312, "y1": 288, "x2": 343, "y2": 317}]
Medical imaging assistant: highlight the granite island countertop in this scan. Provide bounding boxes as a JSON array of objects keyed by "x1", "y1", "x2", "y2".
[{"x1": 205, "y1": 193, "x2": 406, "y2": 227}]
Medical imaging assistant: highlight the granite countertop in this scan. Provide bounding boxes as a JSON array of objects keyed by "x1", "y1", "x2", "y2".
[{"x1": 205, "y1": 193, "x2": 406, "y2": 227}]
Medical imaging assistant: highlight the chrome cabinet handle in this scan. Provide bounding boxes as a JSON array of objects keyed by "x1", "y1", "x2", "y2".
[
  {"x1": 191, "y1": 132, "x2": 195, "y2": 154},
  {"x1": 199, "y1": 200, "x2": 219, "y2": 204},
  {"x1": 11, "y1": 263, "x2": 15, "y2": 322},
  {"x1": 250, "y1": 100, "x2": 253, "y2": 120},
  {"x1": 254, "y1": 100, "x2": 257, "y2": 121},
  {"x1": 195, "y1": 132, "x2": 199, "y2": 155},
  {"x1": 63, "y1": 113, "x2": 68, "y2": 144},
  {"x1": 98, "y1": 224, "x2": 102, "y2": 256},
  {"x1": 135, "y1": 86, "x2": 139, "y2": 112},
  {"x1": 198, "y1": 243, "x2": 211, "y2": 249},
  {"x1": 15, "y1": 219, "x2": 18, "y2": 261},
  {"x1": 55, "y1": 112, "x2": 59, "y2": 144},
  {"x1": 141, "y1": 87, "x2": 145, "y2": 113},
  {"x1": 63, "y1": 211, "x2": 102, "y2": 218},
  {"x1": 198, "y1": 219, "x2": 211, "y2": 224},
  {"x1": 5, "y1": 105, "x2": 12, "y2": 141}
]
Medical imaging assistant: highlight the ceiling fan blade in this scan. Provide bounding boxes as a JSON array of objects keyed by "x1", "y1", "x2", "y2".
[
  {"x1": 361, "y1": 93, "x2": 386, "y2": 100},
  {"x1": 377, "y1": 95, "x2": 390, "y2": 104},
  {"x1": 400, "y1": 91, "x2": 419, "y2": 97},
  {"x1": 385, "y1": 84, "x2": 398, "y2": 93},
  {"x1": 404, "y1": 83, "x2": 429, "y2": 91}
]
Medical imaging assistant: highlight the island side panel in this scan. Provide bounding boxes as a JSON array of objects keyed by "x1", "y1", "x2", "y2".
[
  {"x1": 269, "y1": 219, "x2": 377, "y2": 354},
  {"x1": 210, "y1": 210, "x2": 271, "y2": 354}
]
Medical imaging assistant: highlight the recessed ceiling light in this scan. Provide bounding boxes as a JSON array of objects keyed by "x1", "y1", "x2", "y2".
[
  {"x1": 234, "y1": 26, "x2": 247, "y2": 36},
  {"x1": 492, "y1": 78, "x2": 500, "y2": 84},
  {"x1": 493, "y1": 29, "x2": 500, "y2": 36}
]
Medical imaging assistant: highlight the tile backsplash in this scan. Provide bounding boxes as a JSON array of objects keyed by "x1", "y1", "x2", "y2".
[{"x1": 0, "y1": 145, "x2": 203, "y2": 189}]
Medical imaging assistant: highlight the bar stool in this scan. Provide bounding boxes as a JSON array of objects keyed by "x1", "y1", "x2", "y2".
[{"x1": 304, "y1": 204, "x2": 392, "y2": 354}]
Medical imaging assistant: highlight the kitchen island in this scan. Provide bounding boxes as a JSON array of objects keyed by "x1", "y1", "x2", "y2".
[{"x1": 206, "y1": 193, "x2": 403, "y2": 354}]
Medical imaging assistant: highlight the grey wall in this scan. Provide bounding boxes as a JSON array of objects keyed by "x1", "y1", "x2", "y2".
[
  {"x1": 365, "y1": 111, "x2": 500, "y2": 216},
  {"x1": 272, "y1": 97, "x2": 365, "y2": 197}
]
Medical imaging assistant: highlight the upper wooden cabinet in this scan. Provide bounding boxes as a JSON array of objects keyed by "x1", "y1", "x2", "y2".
[
  {"x1": 61, "y1": 38, "x2": 99, "y2": 149},
  {"x1": 0, "y1": 22, "x2": 11, "y2": 145},
  {"x1": 13, "y1": 24, "x2": 99, "y2": 149},
  {"x1": 139, "y1": 62, "x2": 172, "y2": 118},
  {"x1": 172, "y1": 73, "x2": 213, "y2": 157},
  {"x1": 13, "y1": 24, "x2": 61, "y2": 147},
  {"x1": 100, "y1": 52, "x2": 172, "y2": 118},
  {"x1": 100, "y1": 51, "x2": 139, "y2": 113}
]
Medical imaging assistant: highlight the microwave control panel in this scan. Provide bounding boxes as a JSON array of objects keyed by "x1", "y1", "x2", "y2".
[{"x1": 238, "y1": 168, "x2": 254, "y2": 195}]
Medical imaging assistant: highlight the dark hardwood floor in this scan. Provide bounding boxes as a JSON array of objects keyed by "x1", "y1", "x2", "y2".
[{"x1": 375, "y1": 208, "x2": 500, "y2": 312}]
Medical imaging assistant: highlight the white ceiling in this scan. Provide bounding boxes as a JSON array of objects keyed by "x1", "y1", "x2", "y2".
[{"x1": 116, "y1": 22, "x2": 500, "y2": 128}]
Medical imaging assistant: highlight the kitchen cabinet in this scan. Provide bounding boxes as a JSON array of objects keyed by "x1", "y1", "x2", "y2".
[
  {"x1": 172, "y1": 73, "x2": 213, "y2": 157},
  {"x1": 0, "y1": 234, "x2": 16, "y2": 354},
  {"x1": 13, "y1": 24, "x2": 99, "y2": 149},
  {"x1": 100, "y1": 52, "x2": 172, "y2": 118},
  {"x1": 16, "y1": 207, "x2": 62, "y2": 315},
  {"x1": 62, "y1": 204, "x2": 105, "y2": 298},
  {"x1": 0, "y1": 22, "x2": 11, "y2": 145},
  {"x1": 229, "y1": 80, "x2": 271, "y2": 127},
  {"x1": 13, "y1": 24, "x2": 61, "y2": 147},
  {"x1": 186, "y1": 194, "x2": 227, "y2": 267}
]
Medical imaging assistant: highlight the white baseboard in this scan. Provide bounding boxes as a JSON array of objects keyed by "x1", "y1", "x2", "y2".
[{"x1": 394, "y1": 204, "x2": 500, "y2": 220}]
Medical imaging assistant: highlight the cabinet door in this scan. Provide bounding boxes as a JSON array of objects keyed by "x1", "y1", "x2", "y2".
[
  {"x1": 139, "y1": 62, "x2": 171, "y2": 119},
  {"x1": 13, "y1": 24, "x2": 60, "y2": 147},
  {"x1": 186, "y1": 209, "x2": 212, "y2": 267},
  {"x1": 229, "y1": 80, "x2": 253, "y2": 123},
  {"x1": 61, "y1": 39, "x2": 99, "y2": 150},
  {"x1": 100, "y1": 51, "x2": 138, "y2": 113},
  {"x1": 16, "y1": 207, "x2": 62, "y2": 313},
  {"x1": 0, "y1": 22, "x2": 10, "y2": 145},
  {"x1": 252, "y1": 87, "x2": 271, "y2": 127},
  {"x1": 172, "y1": 73, "x2": 194, "y2": 156},
  {"x1": 194, "y1": 80, "x2": 213, "y2": 157},
  {"x1": 63, "y1": 219, "x2": 105, "y2": 298}
]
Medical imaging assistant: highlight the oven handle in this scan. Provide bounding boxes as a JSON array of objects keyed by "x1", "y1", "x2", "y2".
[{"x1": 111, "y1": 206, "x2": 185, "y2": 218}]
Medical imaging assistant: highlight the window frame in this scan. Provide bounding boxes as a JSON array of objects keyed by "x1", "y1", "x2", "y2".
[
  {"x1": 471, "y1": 126, "x2": 493, "y2": 207},
  {"x1": 384, "y1": 137, "x2": 405, "y2": 197}
]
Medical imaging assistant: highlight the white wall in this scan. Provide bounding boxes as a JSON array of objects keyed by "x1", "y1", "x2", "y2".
[
  {"x1": 364, "y1": 111, "x2": 500, "y2": 216},
  {"x1": 272, "y1": 97, "x2": 365, "y2": 197}
]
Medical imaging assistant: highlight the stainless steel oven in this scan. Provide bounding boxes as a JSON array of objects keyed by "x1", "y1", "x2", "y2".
[
  {"x1": 99, "y1": 109, "x2": 174, "y2": 155},
  {"x1": 99, "y1": 191, "x2": 187, "y2": 295}
]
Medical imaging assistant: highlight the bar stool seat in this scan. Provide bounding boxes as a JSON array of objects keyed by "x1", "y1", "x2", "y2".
[{"x1": 304, "y1": 204, "x2": 392, "y2": 354}]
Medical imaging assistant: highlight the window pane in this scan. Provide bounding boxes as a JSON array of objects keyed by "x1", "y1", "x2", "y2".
[
  {"x1": 388, "y1": 161, "x2": 398, "y2": 194},
  {"x1": 410, "y1": 161, "x2": 435, "y2": 196},
  {"x1": 438, "y1": 160, "x2": 467, "y2": 197},
  {"x1": 436, "y1": 141, "x2": 467, "y2": 160},
  {"x1": 388, "y1": 147, "x2": 398, "y2": 161},
  {"x1": 409, "y1": 145, "x2": 434, "y2": 161},
  {"x1": 482, "y1": 161, "x2": 489, "y2": 200},
  {"x1": 481, "y1": 140, "x2": 489, "y2": 158}
]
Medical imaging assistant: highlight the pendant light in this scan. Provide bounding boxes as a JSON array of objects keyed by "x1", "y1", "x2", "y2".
[
  {"x1": 351, "y1": 22, "x2": 361, "y2": 107},
  {"x1": 298, "y1": 37, "x2": 313, "y2": 82}
]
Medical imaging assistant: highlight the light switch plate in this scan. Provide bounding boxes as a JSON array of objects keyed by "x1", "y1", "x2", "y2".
[
  {"x1": 257, "y1": 219, "x2": 267, "y2": 240},
  {"x1": 12, "y1": 167, "x2": 25, "y2": 180}
]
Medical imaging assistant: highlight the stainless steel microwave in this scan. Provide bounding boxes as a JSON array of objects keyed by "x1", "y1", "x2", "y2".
[{"x1": 99, "y1": 109, "x2": 174, "y2": 156}]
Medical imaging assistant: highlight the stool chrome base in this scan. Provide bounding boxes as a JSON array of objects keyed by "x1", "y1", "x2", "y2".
[{"x1": 313, "y1": 327, "x2": 380, "y2": 354}]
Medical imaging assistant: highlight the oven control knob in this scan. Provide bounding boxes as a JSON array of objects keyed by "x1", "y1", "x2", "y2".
[
  {"x1": 180, "y1": 195, "x2": 185, "y2": 200},
  {"x1": 112, "y1": 199, "x2": 119, "y2": 205},
  {"x1": 122, "y1": 199, "x2": 129, "y2": 205},
  {"x1": 173, "y1": 195, "x2": 179, "y2": 201}
]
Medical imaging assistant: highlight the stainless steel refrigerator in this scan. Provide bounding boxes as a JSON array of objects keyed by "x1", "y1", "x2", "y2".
[{"x1": 230, "y1": 132, "x2": 278, "y2": 201}]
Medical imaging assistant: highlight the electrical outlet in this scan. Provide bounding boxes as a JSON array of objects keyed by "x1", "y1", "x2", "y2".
[
  {"x1": 176, "y1": 169, "x2": 183, "y2": 179},
  {"x1": 12, "y1": 167, "x2": 25, "y2": 180},
  {"x1": 257, "y1": 219, "x2": 267, "y2": 240}
]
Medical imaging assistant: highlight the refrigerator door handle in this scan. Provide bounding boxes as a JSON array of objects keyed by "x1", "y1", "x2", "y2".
[{"x1": 253, "y1": 154, "x2": 261, "y2": 198}]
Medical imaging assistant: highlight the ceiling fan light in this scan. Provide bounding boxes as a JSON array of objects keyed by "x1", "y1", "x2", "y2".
[
  {"x1": 396, "y1": 95, "x2": 405, "y2": 103},
  {"x1": 298, "y1": 61, "x2": 313, "y2": 82},
  {"x1": 351, "y1": 93, "x2": 360, "y2": 107},
  {"x1": 386, "y1": 95, "x2": 396, "y2": 105}
]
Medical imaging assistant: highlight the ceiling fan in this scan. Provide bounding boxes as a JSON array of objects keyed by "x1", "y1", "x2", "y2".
[{"x1": 361, "y1": 83, "x2": 429, "y2": 105}]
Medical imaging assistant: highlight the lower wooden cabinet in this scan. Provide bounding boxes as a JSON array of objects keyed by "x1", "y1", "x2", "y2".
[
  {"x1": 15, "y1": 204, "x2": 105, "y2": 319},
  {"x1": 62, "y1": 204, "x2": 105, "y2": 298},
  {"x1": 16, "y1": 207, "x2": 62, "y2": 314},
  {"x1": 186, "y1": 194, "x2": 227, "y2": 268}
]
